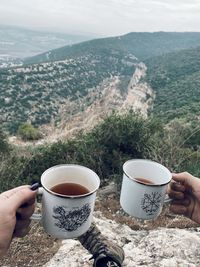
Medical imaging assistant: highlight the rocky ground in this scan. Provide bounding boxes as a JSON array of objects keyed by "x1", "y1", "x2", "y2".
[{"x1": 1, "y1": 184, "x2": 200, "y2": 267}]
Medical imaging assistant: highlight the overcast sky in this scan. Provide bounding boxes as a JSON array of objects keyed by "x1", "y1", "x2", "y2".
[{"x1": 0, "y1": 0, "x2": 200, "y2": 36}]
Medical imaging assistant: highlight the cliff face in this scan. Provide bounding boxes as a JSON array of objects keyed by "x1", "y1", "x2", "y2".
[{"x1": 120, "y1": 62, "x2": 154, "y2": 118}]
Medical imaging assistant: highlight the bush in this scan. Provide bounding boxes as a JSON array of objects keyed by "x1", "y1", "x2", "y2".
[
  {"x1": 17, "y1": 123, "x2": 42, "y2": 141},
  {"x1": 16, "y1": 111, "x2": 162, "y2": 186},
  {"x1": 148, "y1": 120, "x2": 200, "y2": 176},
  {"x1": 0, "y1": 152, "x2": 29, "y2": 192},
  {"x1": 2, "y1": 111, "x2": 199, "y2": 193},
  {"x1": 0, "y1": 129, "x2": 10, "y2": 158}
]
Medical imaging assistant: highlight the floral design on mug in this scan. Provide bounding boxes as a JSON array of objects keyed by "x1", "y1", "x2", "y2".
[
  {"x1": 141, "y1": 192, "x2": 162, "y2": 215},
  {"x1": 53, "y1": 203, "x2": 91, "y2": 231}
]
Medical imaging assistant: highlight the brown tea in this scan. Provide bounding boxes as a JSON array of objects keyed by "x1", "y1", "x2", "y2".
[
  {"x1": 50, "y1": 182, "x2": 90, "y2": 196},
  {"x1": 134, "y1": 177, "x2": 154, "y2": 185}
]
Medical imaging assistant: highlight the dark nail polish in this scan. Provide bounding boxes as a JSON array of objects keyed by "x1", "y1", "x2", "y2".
[{"x1": 30, "y1": 183, "x2": 40, "y2": 191}]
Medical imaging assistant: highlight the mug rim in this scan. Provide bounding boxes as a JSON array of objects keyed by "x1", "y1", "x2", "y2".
[
  {"x1": 123, "y1": 159, "x2": 172, "y2": 187},
  {"x1": 41, "y1": 164, "x2": 100, "y2": 199}
]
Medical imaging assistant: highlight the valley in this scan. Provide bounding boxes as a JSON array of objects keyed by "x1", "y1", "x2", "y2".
[
  {"x1": 0, "y1": 30, "x2": 199, "y2": 157},
  {"x1": 9, "y1": 61, "x2": 154, "y2": 145},
  {"x1": 0, "y1": 25, "x2": 93, "y2": 60}
]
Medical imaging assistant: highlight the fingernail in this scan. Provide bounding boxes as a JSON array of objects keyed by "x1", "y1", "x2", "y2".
[{"x1": 30, "y1": 183, "x2": 40, "y2": 191}]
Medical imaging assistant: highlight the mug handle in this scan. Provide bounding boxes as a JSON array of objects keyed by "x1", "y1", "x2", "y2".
[
  {"x1": 31, "y1": 187, "x2": 43, "y2": 221},
  {"x1": 164, "y1": 194, "x2": 172, "y2": 203}
]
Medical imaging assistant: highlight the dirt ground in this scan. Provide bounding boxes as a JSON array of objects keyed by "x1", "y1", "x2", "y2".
[{"x1": 1, "y1": 191, "x2": 198, "y2": 267}]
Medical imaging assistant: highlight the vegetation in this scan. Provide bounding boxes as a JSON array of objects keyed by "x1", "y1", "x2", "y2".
[
  {"x1": 145, "y1": 46, "x2": 200, "y2": 121},
  {"x1": 0, "y1": 50, "x2": 136, "y2": 133},
  {"x1": 0, "y1": 129, "x2": 10, "y2": 158},
  {"x1": 24, "y1": 32, "x2": 200, "y2": 64},
  {"x1": 0, "y1": 111, "x2": 199, "y2": 193},
  {"x1": 17, "y1": 123, "x2": 42, "y2": 141},
  {"x1": 2, "y1": 32, "x2": 200, "y2": 133},
  {"x1": 1, "y1": 32, "x2": 200, "y2": 193}
]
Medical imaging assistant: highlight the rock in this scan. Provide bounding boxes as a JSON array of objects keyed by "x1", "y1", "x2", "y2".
[
  {"x1": 43, "y1": 212, "x2": 200, "y2": 267},
  {"x1": 98, "y1": 182, "x2": 118, "y2": 199}
]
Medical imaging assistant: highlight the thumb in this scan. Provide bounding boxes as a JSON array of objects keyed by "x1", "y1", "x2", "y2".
[{"x1": 172, "y1": 172, "x2": 198, "y2": 188}]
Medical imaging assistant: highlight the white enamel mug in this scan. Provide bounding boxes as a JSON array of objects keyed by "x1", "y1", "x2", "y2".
[
  {"x1": 32, "y1": 164, "x2": 100, "y2": 239},
  {"x1": 120, "y1": 159, "x2": 172, "y2": 220}
]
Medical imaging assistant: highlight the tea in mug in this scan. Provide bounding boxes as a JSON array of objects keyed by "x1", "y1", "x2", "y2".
[
  {"x1": 134, "y1": 177, "x2": 154, "y2": 185},
  {"x1": 50, "y1": 182, "x2": 90, "y2": 196}
]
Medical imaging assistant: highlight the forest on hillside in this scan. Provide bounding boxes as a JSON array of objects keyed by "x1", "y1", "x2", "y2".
[{"x1": 145, "y1": 46, "x2": 200, "y2": 122}]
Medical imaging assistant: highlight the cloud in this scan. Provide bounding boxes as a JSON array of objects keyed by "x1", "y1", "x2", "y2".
[{"x1": 0, "y1": 0, "x2": 199, "y2": 36}]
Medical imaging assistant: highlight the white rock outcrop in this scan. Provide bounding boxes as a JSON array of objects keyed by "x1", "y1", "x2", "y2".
[{"x1": 44, "y1": 212, "x2": 200, "y2": 267}]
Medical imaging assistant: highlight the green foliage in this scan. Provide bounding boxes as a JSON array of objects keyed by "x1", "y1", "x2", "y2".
[
  {"x1": 1, "y1": 33, "x2": 200, "y2": 193},
  {"x1": 0, "y1": 152, "x2": 29, "y2": 192},
  {"x1": 0, "y1": 49, "x2": 136, "y2": 133},
  {"x1": 145, "y1": 47, "x2": 200, "y2": 121},
  {"x1": 0, "y1": 112, "x2": 162, "y2": 190},
  {"x1": 81, "y1": 112, "x2": 162, "y2": 175},
  {"x1": 144, "y1": 46, "x2": 200, "y2": 164},
  {"x1": 0, "y1": 129, "x2": 10, "y2": 157},
  {"x1": 24, "y1": 32, "x2": 200, "y2": 64},
  {"x1": 0, "y1": 111, "x2": 199, "y2": 192},
  {"x1": 181, "y1": 152, "x2": 200, "y2": 177},
  {"x1": 2, "y1": 33, "x2": 200, "y2": 133},
  {"x1": 148, "y1": 119, "x2": 200, "y2": 177},
  {"x1": 17, "y1": 123, "x2": 42, "y2": 141}
]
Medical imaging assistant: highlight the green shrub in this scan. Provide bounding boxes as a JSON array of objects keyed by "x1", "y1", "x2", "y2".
[
  {"x1": 0, "y1": 129, "x2": 10, "y2": 158},
  {"x1": 0, "y1": 152, "x2": 29, "y2": 192},
  {"x1": 17, "y1": 123, "x2": 42, "y2": 141},
  {"x1": 16, "y1": 111, "x2": 163, "y2": 186},
  {"x1": 148, "y1": 120, "x2": 200, "y2": 176},
  {"x1": 1, "y1": 111, "x2": 199, "y2": 193}
]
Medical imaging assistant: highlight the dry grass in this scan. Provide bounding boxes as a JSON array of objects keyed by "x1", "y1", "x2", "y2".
[{"x1": 95, "y1": 194, "x2": 198, "y2": 231}]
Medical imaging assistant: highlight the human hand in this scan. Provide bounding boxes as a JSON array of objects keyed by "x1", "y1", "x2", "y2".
[
  {"x1": 168, "y1": 172, "x2": 200, "y2": 224},
  {"x1": 0, "y1": 185, "x2": 37, "y2": 258}
]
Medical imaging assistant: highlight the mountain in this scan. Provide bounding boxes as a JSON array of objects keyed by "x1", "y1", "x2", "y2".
[
  {"x1": 23, "y1": 32, "x2": 200, "y2": 64},
  {"x1": 0, "y1": 25, "x2": 93, "y2": 59}
]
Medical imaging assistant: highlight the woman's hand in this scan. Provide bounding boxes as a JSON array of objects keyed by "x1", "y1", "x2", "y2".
[{"x1": 0, "y1": 186, "x2": 37, "y2": 257}]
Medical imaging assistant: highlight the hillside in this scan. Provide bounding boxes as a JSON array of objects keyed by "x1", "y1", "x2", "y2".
[
  {"x1": 1, "y1": 31, "x2": 200, "y2": 138},
  {"x1": 24, "y1": 32, "x2": 200, "y2": 64},
  {"x1": 0, "y1": 49, "x2": 137, "y2": 133},
  {"x1": 145, "y1": 46, "x2": 200, "y2": 121}
]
